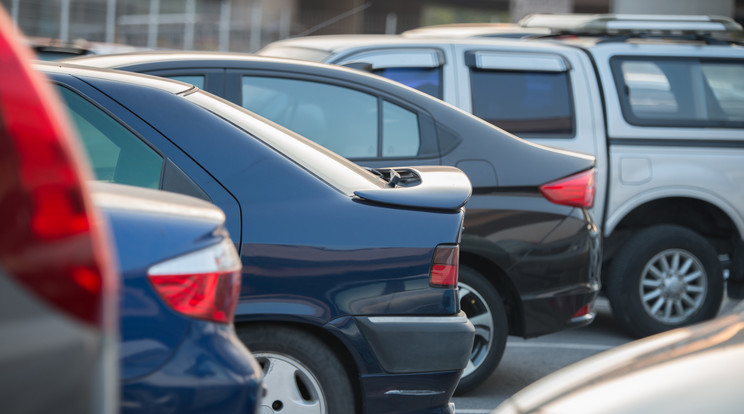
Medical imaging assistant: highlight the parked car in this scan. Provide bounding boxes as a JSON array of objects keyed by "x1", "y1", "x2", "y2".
[
  {"x1": 38, "y1": 61, "x2": 475, "y2": 413},
  {"x1": 258, "y1": 13, "x2": 744, "y2": 338},
  {"x1": 492, "y1": 301, "x2": 744, "y2": 414},
  {"x1": 0, "y1": 7, "x2": 118, "y2": 414},
  {"x1": 92, "y1": 182, "x2": 263, "y2": 414},
  {"x1": 65, "y1": 51, "x2": 602, "y2": 393}
]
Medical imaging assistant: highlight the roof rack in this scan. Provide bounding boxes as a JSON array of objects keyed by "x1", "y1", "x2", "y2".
[{"x1": 519, "y1": 13, "x2": 743, "y2": 35}]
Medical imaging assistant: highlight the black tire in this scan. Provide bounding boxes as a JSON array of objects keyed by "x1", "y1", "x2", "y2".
[
  {"x1": 606, "y1": 225, "x2": 724, "y2": 338},
  {"x1": 237, "y1": 325, "x2": 355, "y2": 414},
  {"x1": 455, "y1": 266, "x2": 508, "y2": 395}
]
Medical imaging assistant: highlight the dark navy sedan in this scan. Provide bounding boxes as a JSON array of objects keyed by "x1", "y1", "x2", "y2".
[
  {"x1": 40, "y1": 62, "x2": 475, "y2": 414},
  {"x1": 92, "y1": 182, "x2": 263, "y2": 414},
  {"x1": 67, "y1": 51, "x2": 602, "y2": 394}
]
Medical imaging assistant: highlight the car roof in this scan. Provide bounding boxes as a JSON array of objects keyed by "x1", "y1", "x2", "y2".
[
  {"x1": 60, "y1": 49, "x2": 475, "y2": 114},
  {"x1": 64, "y1": 50, "x2": 438, "y2": 88},
  {"x1": 259, "y1": 34, "x2": 582, "y2": 59},
  {"x1": 35, "y1": 60, "x2": 194, "y2": 95},
  {"x1": 402, "y1": 23, "x2": 551, "y2": 39},
  {"x1": 64, "y1": 50, "x2": 283, "y2": 68}
]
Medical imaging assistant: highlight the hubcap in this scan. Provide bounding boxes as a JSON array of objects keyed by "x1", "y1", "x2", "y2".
[
  {"x1": 458, "y1": 282, "x2": 494, "y2": 379},
  {"x1": 256, "y1": 353, "x2": 325, "y2": 414},
  {"x1": 639, "y1": 248, "x2": 707, "y2": 324}
]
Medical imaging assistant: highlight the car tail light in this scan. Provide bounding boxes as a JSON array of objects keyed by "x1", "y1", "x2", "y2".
[
  {"x1": 572, "y1": 304, "x2": 590, "y2": 318},
  {"x1": 0, "y1": 11, "x2": 116, "y2": 327},
  {"x1": 148, "y1": 239, "x2": 242, "y2": 324},
  {"x1": 430, "y1": 245, "x2": 459, "y2": 288},
  {"x1": 539, "y1": 168, "x2": 595, "y2": 208}
]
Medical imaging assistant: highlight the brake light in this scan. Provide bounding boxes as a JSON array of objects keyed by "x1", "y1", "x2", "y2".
[
  {"x1": 148, "y1": 239, "x2": 242, "y2": 324},
  {"x1": 0, "y1": 10, "x2": 116, "y2": 327},
  {"x1": 572, "y1": 304, "x2": 590, "y2": 318},
  {"x1": 539, "y1": 168, "x2": 595, "y2": 208},
  {"x1": 430, "y1": 245, "x2": 459, "y2": 288}
]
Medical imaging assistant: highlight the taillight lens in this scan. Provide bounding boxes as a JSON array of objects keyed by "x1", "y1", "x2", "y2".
[
  {"x1": 430, "y1": 245, "x2": 459, "y2": 288},
  {"x1": 148, "y1": 239, "x2": 242, "y2": 324},
  {"x1": 539, "y1": 168, "x2": 595, "y2": 208},
  {"x1": 0, "y1": 9, "x2": 116, "y2": 327}
]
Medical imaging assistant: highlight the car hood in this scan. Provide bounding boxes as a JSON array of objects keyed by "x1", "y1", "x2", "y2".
[{"x1": 494, "y1": 303, "x2": 744, "y2": 414}]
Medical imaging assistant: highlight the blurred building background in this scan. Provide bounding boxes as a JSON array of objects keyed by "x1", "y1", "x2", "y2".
[{"x1": 3, "y1": 0, "x2": 743, "y2": 52}]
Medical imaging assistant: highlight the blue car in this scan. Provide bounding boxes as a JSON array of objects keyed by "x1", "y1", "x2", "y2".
[
  {"x1": 91, "y1": 182, "x2": 263, "y2": 414},
  {"x1": 41, "y1": 62, "x2": 475, "y2": 414}
]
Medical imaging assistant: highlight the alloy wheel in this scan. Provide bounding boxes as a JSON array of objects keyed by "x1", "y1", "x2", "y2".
[
  {"x1": 256, "y1": 352, "x2": 326, "y2": 414},
  {"x1": 639, "y1": 248, "x2": 707, "y2": 324}
]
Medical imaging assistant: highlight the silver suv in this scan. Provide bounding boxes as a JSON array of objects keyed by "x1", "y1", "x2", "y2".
[{"x1": 259, "y1": 14, "x2": 744, "y2": 338}]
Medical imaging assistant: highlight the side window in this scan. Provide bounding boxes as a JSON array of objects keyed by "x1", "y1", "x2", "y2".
[
  {"x1": 373, "y1": 67, "x2": 443, "y2": 99},
  {"x1": 242, "y1": 76, "x2": 421, "y2": 159},
  {"x1": 612, "y1": 57, "x2": 744, "y2": 127},
  {"x1": 56, "y1": 85, "x2": 163, "y2": 189},
  {"x1": 167, "y1": 75, "x2": 205, "y2": 89},
  {"x1": 242, "y1": 76, "x2": 377, "y2": 158},
  {"x1": 469, "y1": 69, "x2": 574, "y2": 136},
  {"x1": 702, "y1": 63, "x2": 744, "y2": 121},
  {"x1": 382, "y1": 101, "x2": 420, "y2": 157}
]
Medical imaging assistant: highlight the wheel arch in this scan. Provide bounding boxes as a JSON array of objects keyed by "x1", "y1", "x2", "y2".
[
  {"x1": 605, "y1": 195, "x2": 742, "y2": 266},
  {"x1": 236, "y1": 320, "x2": 363, "y2": 412},
  {"x1": 459, "y1": 251, "x2": 525, "y2": 337}
]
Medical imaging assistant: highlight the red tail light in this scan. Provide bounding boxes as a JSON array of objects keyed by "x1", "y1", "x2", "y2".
[
  {"x1": 539, "y1": 168, "x2": 595, "y2": 208},
  {"x1": 0, "y1": 10, "x2": 116, "y2": 327},
  {"x1": 148, "y1": 239, "x2": 242, "y2": 324},
  {"x1": 430, "y1": 245, "x2": 459, "y2": 288},
  {"x1": 572, "y1": 304, "x2": 590, "y2": 318}
]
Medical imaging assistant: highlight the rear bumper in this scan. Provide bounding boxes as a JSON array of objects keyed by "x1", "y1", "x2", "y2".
[
  {"x1": 120, "y1": 322, "x2": 262, "y2": 414},
  {"x1": 360, "y1": 370, "x2": 460, "y2": 414},
  {"x1": 519, "y1": 284, "x2": 599, "y2": 337},
  {"x1": 355, "y1": 312, "x2": 474, "y2": 373},
  {"x1": 511, "y1": 209, "x2": 602, "y2": 338},
  {"x1": 328, "y1": 312, "x2": 473, "y2": 413}
]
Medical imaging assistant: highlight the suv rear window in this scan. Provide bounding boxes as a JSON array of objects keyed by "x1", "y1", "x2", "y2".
[
  {"x1": 469, "y1": 69, "x2": 574, "y2": 136},
  {"x1": 611, "y1": 57, "x2": 744, "y2": 128}
]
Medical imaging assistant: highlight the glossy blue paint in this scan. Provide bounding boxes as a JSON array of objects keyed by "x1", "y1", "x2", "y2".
[
  {"x1": 93, "y1": 183, "x2": 262, "y2": 414},
  {"x1": 44, "y1": 64, "x2": 472, "y2": 413}
]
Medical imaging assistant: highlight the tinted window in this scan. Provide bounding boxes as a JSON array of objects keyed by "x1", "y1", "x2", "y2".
[
  {"x1": 56, "y1": 86, "x2": 163, "y2": 189},
  {"x1": 612, "y1": 57, "x2": 744, "y2": 127},
  {"x1": 242, "y1": 76, "x2": 421, "y2": 159},
  {"x1": 374, "y1": 67, "x2": 443, "y2": 99},
  {"x1": 382, "y1": 101, "x2": 420, "y2": 157},
  {"x1": 167, "y1": 75, "x2": 205, "y2": 88},
  {"x1": 470, "y1": 70, "x2": 574, "y2": 136}
]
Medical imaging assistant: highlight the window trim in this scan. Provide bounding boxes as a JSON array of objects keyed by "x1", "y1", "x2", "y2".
[{"x1": 465, "y1": 50, "x2": 570, "y2": 72}]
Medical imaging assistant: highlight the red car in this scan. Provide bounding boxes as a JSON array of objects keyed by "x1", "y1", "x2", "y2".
[{"x1": 0, "y1": 7, "x2": 119, "y2": 413}]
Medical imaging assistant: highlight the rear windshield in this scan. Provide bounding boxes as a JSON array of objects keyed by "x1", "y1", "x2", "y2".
[
  {"x1": 185, "y1": 91, "x2": 383, "y2": 194},
  {"x1": 611, "y1": 57, "x2": 744, "y2": 128}
]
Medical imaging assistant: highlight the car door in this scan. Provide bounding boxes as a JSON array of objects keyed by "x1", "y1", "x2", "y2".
[
  {"x1": 225, "y1": 68, "x2": 442, "y2": 169},
  {"x1": 48, "y1": 74, "x2": 243, "y2": 248}
]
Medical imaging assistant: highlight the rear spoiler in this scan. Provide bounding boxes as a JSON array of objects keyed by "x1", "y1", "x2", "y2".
[{"x1": 354, "y1": 166, "x2": 472, "y2": 211}]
